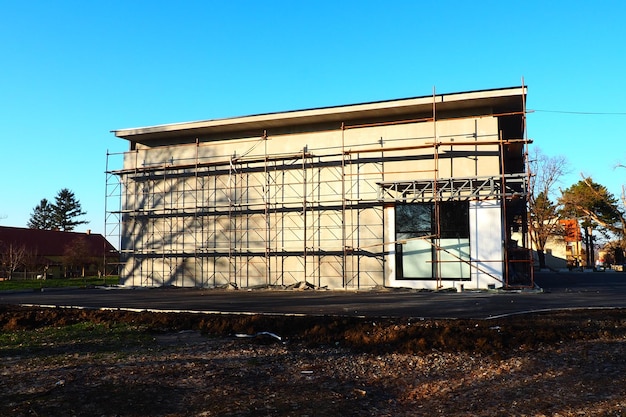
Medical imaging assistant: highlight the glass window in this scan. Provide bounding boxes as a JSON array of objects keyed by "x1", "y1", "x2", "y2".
[
  {"x1": 395, "y1": 204, "x2": 432, "y2": 236},
  {"x1": 440, "y1": 201, "x2": 469, "y2": 238},
  {"x1": 396, "y1": 201, "x2": 468, "y2": 238},
  {"x1": 396, "y1": 201, "x2": 470, "y2": 280}
]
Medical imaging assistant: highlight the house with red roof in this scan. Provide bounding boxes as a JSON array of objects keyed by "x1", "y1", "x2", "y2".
[{"x1": 0, "y1": 226, "x2": 119, "y2": 279}]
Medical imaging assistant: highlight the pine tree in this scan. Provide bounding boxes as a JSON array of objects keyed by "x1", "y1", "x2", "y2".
[
  {"x1": 27, "y1": 190, "x2": 89, "y2": 231},
  {"x1": 27, "y1": 198, "x2": 56, "y2": 229},
  {"x1": 52, "y1": 188, "x2": 89, "y2": 231}
]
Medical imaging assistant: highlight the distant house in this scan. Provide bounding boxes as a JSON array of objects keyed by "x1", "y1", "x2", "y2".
[{"x1": 0, "y1": 226, "x2": 119, "y2": 279}]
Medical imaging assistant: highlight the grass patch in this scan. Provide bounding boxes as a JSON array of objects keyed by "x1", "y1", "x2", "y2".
[
  {"x1": 0, "y1": 321, "x2": 154, "y2": 358},
  {"x1": 0, "y1": 276, "x2": 120, "y2": 291}
]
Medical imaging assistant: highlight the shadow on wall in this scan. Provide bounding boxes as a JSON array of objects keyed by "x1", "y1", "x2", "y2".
[
  {"x1": 532, "y1": 249, "x2": 567, "y2": 270},
  {"x1": 120, "y1": 146, "x2": 224, "y2": 288}
]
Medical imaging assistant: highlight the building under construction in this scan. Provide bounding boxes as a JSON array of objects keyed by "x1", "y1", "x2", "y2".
[{"x1": 106, "y1": 86, "x2": 533, "y2": 290}]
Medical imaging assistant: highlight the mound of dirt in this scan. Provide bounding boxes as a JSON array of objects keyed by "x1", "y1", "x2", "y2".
[
  {"x1": 2, "y1": 304, "x2": 626, "y2": 354},
  {"x1": 2, "y1": 305, "x2": 626, "y2": 416}
]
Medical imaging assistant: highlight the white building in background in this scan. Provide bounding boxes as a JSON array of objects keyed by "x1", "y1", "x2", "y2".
[{"x1": 106, "y1": 86, "x2": 533, "y2": 290}]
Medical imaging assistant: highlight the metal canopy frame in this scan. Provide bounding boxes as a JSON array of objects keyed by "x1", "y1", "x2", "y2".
[{"x1": 378, "y1": 173, "x2": 528, "y2": 203}]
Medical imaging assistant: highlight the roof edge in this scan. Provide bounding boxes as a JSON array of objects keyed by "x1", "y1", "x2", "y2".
[{"x1": 113, "y1": 85, "x2": 527, "y2": 139}]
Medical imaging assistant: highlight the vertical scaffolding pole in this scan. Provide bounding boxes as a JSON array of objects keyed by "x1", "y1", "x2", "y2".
[
  {"x1": 341, "y1": 123, "x2": 347, "y2": 287},
  {"x1": 302, "y1": 147, "x2": 308, "y2": 282},
  {"x1": 432, "y1": 87, "x2": 442, "y2": 289},
  {"x1": 263, "y1": 131, "x2": 270, "y2": 285},
  {"x1": 195, "y1": 138, "x2": 201, "y2": 287},
  {"x1": 499, "y1": 129, "x2": 510, "y2": 286},
  {"x1": 166, "y1": 161, "x2": 172, "y2": 286},
  {"x1": 380, "y1": 137, "x2": 386, "y2": 286},
  {"x1": 228, "y1": 155, "x2": 235, "y2": 285},
  {"x1": 350, "y1": 153, "x2": 361, "y2": 288},
  {"x1": 522, "y1": 78, "x2": 535, "y2": 287}
]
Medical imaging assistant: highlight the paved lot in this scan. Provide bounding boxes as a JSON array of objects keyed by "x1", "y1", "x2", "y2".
[{"x1": 1, "y1": 270, "x2": 625, "y2": 319}]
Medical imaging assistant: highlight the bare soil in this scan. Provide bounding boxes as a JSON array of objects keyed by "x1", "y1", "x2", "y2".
[{"x1": 1, "y1": 304, "x2": 626, "y2": 416}]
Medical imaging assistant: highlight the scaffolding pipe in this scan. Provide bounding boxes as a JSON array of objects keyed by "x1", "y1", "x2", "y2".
[
  {"x1": 433, "y1": 87, "x2": 442, "y2": 289},
  {"x1": 341, "y1": 122, "x2": 347, "y2": 287}
]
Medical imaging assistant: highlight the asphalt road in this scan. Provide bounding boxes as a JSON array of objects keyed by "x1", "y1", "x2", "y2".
[{"x1": 1, "y1": 270, "x2": 625, "y2": 319}]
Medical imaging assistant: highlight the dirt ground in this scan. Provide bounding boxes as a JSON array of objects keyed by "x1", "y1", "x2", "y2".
[{"x1": 1, "y1": 304, "x2": 626, "y2": 416}]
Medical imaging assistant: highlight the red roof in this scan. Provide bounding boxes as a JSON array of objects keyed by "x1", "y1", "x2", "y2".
[{"x1": 0, "y1": 226, "x2": 118, "y2": 258}]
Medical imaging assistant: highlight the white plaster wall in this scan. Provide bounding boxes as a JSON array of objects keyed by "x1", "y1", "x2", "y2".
[
  {"x1": 121, "y1": 114, "x2": 505, "y2": 289},
  {"x1": 469, "y1": 200, "x2": 503, "y2": 288}
]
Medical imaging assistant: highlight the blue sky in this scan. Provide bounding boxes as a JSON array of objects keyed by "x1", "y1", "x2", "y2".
[{"x1": 1, "y1": 1, "x2": 625, "y2": 236}]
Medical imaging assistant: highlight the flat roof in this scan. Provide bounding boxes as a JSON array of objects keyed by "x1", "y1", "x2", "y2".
[{"x1": 113, "y1": 86, "x2": 526, "y2": 141}]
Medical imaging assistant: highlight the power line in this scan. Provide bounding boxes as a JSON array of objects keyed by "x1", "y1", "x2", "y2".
[{"x1": 530, "y1": 109, "x2": 626, "y2": 115}]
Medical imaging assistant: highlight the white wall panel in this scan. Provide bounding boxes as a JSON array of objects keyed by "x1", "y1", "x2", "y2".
[{"x1": 469, "y1": 200, "x2": 503, "y2": 288}]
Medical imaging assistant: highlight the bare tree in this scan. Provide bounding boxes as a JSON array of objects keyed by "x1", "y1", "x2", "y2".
[
  {"x1": 618, "y1": 164, "x2": 626, "y2": 211},
  {"x1": 0, "y1": 241, "x2": 28, "y2": 280},
  {"x1": 528, "y1": 147, "x2": 569, "y2": 269},
  {"x1": 22, "y1": 247, "x2": 45, "y2": 279},
  {"x1": 63, "y1": 236, "x2": 91, "y2": 278}
]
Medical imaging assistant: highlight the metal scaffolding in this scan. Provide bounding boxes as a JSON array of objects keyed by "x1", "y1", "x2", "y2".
[{"x1": 105, "y1": 92, "x2": 534, "y2": 289}]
